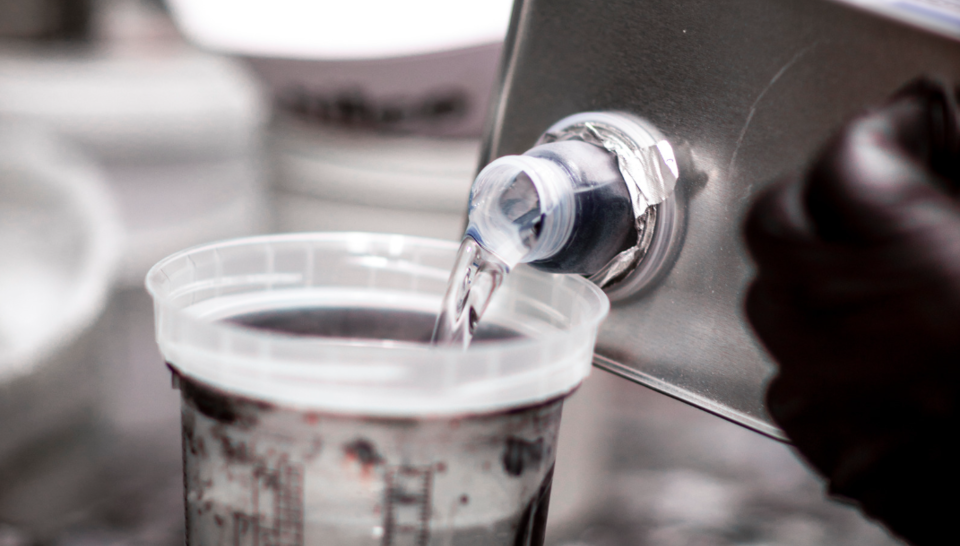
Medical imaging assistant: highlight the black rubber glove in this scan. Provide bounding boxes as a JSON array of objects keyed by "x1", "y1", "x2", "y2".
[{"x1": 744, "y1": 78, "x2": 960, "y2": 546}]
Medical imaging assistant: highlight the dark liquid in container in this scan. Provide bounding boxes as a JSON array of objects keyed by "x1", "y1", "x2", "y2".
[
  {"x1": 214, "y1": 307, "x2": 548, "y2": 546},
  {"x1": 227, "y1": 307, "x2": 523, "y2": 344}
]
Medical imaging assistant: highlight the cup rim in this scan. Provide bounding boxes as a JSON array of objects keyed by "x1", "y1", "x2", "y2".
[{"x1": 146, "y1": 232, "x2": 610, "y2": 416}]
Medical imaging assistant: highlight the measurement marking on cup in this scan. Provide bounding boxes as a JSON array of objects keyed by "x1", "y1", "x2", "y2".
[
  {"x1": 232, "y1": 457, "x2": 305, "y2": 546},
  {"x1": 382, "y1": 466, "x2": 434, "y2": 546}
]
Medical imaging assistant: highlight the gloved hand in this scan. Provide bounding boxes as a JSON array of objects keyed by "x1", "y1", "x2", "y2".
[{"x1": 744, "y1": 78, "x2": 960, "y2": 546}]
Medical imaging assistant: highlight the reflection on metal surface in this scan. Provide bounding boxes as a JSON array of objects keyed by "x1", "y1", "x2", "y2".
[
  {"x1": 486, "y1": 0, "x2": 960, "y2": 436},
  {"x1": 592, "y1": 354, "x2": 787, "y2": 442},
  {"x1": 541, "y1": 116, "x2": 678, "y2": 211},
  {"x1": 834, "y1": 0, "x2": 960, "y2": 40}
]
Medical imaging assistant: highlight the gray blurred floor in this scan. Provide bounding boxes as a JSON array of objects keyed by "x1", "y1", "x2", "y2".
[{"x1": 547, "y1": 378, "x2": 903, "y2": 546}]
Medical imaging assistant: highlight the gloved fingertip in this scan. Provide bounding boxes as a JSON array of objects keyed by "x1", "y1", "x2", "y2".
[
  {"x1": 745, "y1": 175, "x2": 816, "y2": 253},
  {"x1": 803, "y1": 93, "x2": 960, "y2": 242},
  {"x1": 888, "y1": 76, "x2": 960, "y2": 186},
  {"x1": 889, "y1": 76, "x2": 950, "y2": 105}
]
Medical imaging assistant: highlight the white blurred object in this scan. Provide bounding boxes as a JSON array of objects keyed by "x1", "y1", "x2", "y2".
[
  {"x1": 165, "y1": 0, "x2": 514, "y2": 60},
  {"x1": 166, "y1": 0, "x2": 507, "y2": 136},
  {"x1": 0, "y1": 28, "x2": 269, "y2": 432},
  {"x1": 109, "y1": 158, "x2": 264, "y2": 287},
  {"x1": 270, "y1": 118, "x2": 475, "y2": 239},
  {"x1": 0, "y1": 48, "x2": 264, "y2": 163},
  {"x1": 0, "y1": 123, "x2": 121, "y2": 532},
  {"x1": 0, "y1": 124, "x2": 120, "y2": 383},
  {"x1": 0, "y1": 42, "x2": 268, "y2": 285}
]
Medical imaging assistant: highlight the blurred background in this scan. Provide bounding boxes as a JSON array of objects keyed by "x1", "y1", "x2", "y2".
[{"x1": 0, "y1": 1, "x2": 903, "y2": 545}]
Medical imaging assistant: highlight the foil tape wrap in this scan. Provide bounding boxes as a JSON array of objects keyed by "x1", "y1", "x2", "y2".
[{"x1": 539, "y1": 114, "x2": 679, "y2": 289}]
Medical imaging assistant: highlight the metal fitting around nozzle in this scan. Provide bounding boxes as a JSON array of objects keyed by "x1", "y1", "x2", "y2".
[{"x1": 537, "y1": 112, "x2": 681, "y2": 296}]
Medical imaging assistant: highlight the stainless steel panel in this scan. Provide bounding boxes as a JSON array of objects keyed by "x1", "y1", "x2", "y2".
[{"x1": 482, "y1": 0, "x2": 960, "y2": 438}]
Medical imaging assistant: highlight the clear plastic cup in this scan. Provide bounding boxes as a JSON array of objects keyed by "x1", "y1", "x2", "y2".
[{"x1": 146, "y1": 232, "x2": 608, "y2": 546}]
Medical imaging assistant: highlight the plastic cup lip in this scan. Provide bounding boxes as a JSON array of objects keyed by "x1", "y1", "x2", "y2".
[
  {"x1": 147, "y1": 231, "x2": 610, "y2": 356},
  {"x1": 146, "y1": 232, "x2": 610, "y2": 416}
]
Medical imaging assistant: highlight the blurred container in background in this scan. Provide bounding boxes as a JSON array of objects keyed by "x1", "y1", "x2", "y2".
[
  {"x1": 242, "y1": 23, "x2": 504, "y2": 238},
  {"x1": 267, "y1": 118, "x2": 478, "y2": 239},
  {"x1": 0, "y1": 123, "x2": 120, "y2": 538},
  {"x1": 0, "y1": 3, "x2": 265, "y2": 542},
  {"x1": 0, "y1": 0, "x2": 267, "y2": 435},
  {"x1": 254, "y1": 38, "x2": 495, "y2": 239},
  {"x1": 0, "y1": 48, "x2": 266, "y2": 283}
]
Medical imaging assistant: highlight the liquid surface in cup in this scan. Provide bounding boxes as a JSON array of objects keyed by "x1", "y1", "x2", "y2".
[{"x1": 229, "y1": 306, "x2": 522, "y2": 343}]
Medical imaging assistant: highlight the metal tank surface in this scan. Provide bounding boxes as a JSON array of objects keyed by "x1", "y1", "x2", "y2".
[{"x1": 481, "y1": 0, "x2": 960, "y2": 438}]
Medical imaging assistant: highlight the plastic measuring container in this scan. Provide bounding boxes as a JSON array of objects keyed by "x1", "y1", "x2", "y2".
[{"x1": 146, "y1": 232, "x2": 608, "y2": 546}]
